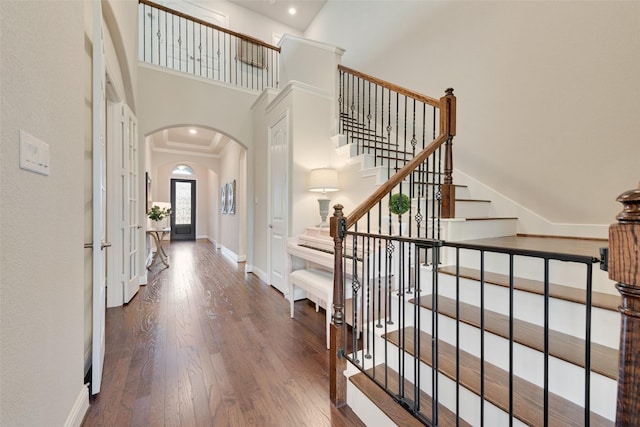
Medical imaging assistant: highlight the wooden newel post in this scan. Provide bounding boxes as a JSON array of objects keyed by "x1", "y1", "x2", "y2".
[
  {"x1": 440, "y1": 88, "x2": 457, "y2": 219},
  {"x1": 329, "y1": 204, "x2": 347, "y2": 407},
  {"x1": 609, "y1": 185, "x2": 640, "y2": 426}
]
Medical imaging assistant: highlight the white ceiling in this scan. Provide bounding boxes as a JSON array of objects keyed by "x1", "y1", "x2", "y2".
[
  {"x1": 227, "y1": 0, "x2": 326, "y2": 32},
  {"x1": 149, "y1": 126, "x2": 232, "y2": 157}
]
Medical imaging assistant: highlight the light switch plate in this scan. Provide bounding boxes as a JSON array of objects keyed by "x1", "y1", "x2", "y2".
[{"x1": 19, "y1": 130, "x2": 50, "y2": 176}]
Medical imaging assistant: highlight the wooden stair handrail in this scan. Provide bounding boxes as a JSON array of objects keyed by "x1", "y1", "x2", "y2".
[
  {"x1": 339, "y1": 65, "x2": 440, "y2": 107},
  {"x1": 139, "y1": 0, "x2": 281, "y2": 52}
]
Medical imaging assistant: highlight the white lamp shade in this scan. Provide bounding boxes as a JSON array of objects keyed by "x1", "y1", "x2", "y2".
[{"x1": 308, "y1": 168, "x2": 339, "y2": 193}]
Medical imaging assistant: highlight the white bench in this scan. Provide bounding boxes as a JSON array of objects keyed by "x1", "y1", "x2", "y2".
[{"x1": 289, "y1": 268, "x2": 334, "y2": 349}]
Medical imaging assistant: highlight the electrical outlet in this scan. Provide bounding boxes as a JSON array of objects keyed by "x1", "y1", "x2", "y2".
[{"x1": 19, "y1": 130, "x2": 50, "y2": 176}]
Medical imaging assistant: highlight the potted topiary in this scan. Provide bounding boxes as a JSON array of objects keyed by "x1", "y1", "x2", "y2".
[{"x1": 389, "y1": 193, "x2": 410, "y2": 235}]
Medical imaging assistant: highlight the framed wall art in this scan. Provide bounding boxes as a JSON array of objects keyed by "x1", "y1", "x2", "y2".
[
  {"x1": 226, "y1": 180, "x2": 236, "y2": 214},
  {"x1": 220, "y1": 184, "x2": 227, "y2": 213}
]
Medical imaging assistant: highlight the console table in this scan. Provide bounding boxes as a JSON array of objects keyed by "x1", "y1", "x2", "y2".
[{"x1": 147, "y1": 228, "x2": 170, "y2": 269}]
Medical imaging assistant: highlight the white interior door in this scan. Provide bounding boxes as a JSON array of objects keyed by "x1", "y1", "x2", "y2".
[
  {"x1": 268, "y1": 112, "x2": 289, "y2": 295},
  {"x1": 107, "y1": 101, "x2": 124, "y2": 307},
  {"x1": 106, "y1": 102, "x2": 139, "y2": 307},
  {"x1": 124, "y1": 105, "x2": 140, "y2": 302},
  {"x1": 91, "y1": 0, "x2": 108, "y2": 395}
]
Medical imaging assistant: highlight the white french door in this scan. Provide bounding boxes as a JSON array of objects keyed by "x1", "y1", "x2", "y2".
[
  {"x1": 107, "y1": 102, "x2": 140, "y2": 307},
  {"x1": 91, "y1": 0, "x2": 108, "y2": 395},
  {"x1": 268, "y1": 112, "x2": 289, "y2": 296},
  {"x1": 124, "y1": 105, "x2": 140, "y2": 302}
]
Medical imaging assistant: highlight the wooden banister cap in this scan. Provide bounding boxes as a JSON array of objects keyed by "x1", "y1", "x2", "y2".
[
  {"x1": 616, "y1": 186, "x2": 640, "y2": 223},
  {"x1": 609, "y1": 184, "x2": 640, "y2": 285}
]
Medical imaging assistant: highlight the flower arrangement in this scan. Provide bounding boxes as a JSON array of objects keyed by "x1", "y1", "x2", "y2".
[
  {"x1": 147, "y1": 205, "x2": 172, "y2": 221},
  {"x1": 389, "y1": 193, "x2": 410, "y2": 217}
]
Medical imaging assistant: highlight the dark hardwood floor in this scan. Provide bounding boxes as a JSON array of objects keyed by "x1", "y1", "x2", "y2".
[{"x1": 82, "y1": 240, "x2": 364, "y2": 427}]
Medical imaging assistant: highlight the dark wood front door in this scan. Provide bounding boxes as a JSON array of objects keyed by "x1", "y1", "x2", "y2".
[{"x1": 170, "y1": 179, "x2": 196, "y2": 241}]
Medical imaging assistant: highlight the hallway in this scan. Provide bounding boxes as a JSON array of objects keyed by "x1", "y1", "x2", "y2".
[{"x1": 82, "y1": 240, "x2": 364, "y2": 426}]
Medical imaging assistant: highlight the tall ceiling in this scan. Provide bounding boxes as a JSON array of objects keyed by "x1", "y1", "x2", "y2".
[
  {"x1": 227, "y1": 0, "x2": 326, "y2": 32},
  {"x1": 148, "y1": 1, "x2": 326, "y2": 158},
  {"x1": 149, "y1": 127, "x2": 232, "y2": 157}
]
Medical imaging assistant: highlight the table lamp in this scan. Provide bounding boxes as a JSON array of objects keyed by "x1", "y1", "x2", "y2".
[{"x1": 309, "y1": 168, "x2": 339, "y2": 228}]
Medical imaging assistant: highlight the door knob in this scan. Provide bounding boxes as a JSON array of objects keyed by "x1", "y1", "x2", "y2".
[{"x1": 101, "y1": 241, "x2": 112, "y2": 250}]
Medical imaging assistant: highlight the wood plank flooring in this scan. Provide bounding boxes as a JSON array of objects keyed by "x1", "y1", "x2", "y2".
[{"x1": 82, "y1": 240, "x2": 364, "y2": 427}]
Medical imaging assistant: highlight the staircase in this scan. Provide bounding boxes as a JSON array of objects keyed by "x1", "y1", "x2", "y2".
[{"x1": 331, "y1": 66, "x2": 618, "y2": 426}]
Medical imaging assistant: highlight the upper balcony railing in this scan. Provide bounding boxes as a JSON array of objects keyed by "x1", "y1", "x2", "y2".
[{"x1": 139, "y1": 0, "x2": 280, "y2": 91}]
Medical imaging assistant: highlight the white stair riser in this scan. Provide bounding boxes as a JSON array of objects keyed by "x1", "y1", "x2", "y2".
[
  {"x1": 441, "y1": 218, "x2": 518, "y2": 242},
  {"x1": 408, "y1": 198, "x2": 491, "y2": 219},
  {"x1": 455, "y1": 200, "x2": 492, "y2": 218},
  {"x1": 454, "y1": 185, "x2": 471, "y2": 199},
  {"x1": 346, "y1": 381, "x2": 398, "y2": 427},
  {"x1": 420, "y1": 271, "x2": 620, "y2": 349}
]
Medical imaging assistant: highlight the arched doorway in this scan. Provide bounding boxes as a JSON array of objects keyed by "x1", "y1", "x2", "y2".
[{"x1": 144, "y1": 125, "x2": 248, "y2": 263}]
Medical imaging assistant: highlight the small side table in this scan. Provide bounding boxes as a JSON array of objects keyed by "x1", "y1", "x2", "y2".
[{"x1": 147, "y1": 228, "x2": 170, "y2": 269}]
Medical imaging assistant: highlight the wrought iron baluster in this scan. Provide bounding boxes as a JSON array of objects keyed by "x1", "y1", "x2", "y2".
[
  {"x1": 156, "y1": 8, "x2": 161, "y2": 65},
  {"x1": 584, "y1": 262, "x2": 593, "y2": 426},
  {"x1": 544, "y1": 258, "x2": 550, "y2": 427},
  {"x1": 351, "y1": 229, "x2": 360, "y2": 364},
  {"x1": 178, "y1": 17, "x2": 182, "y2": 71},
  {"x1": 509, "y1": 254, "x2": 515, "y2": 426}
]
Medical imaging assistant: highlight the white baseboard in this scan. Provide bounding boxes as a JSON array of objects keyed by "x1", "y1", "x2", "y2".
[
  {"x1": 252, "y1": 265, "x2": 269, "y2": 283},
  {"x1": 221, "y1": 246, "x2": 239, "y2": 263},
  {"x1": 64, "y1": 385, "x2": 89, "y2": 427},
  {"x1": 140, "y1": 271, "x2": 148, "y2": 286},
  {"x1": 218, "y1": 245, "x2": 247, "y2": 263}
]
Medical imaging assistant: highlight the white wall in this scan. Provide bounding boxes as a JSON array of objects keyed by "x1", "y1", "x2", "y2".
[
  {"x1": 0, "y1": 1, "x2": 88, "y2": 425},
  {"x1": 305, "y1": 0, "x2": 640, "y2": 231},
  {"x1": 207, "y1": 168, "x2": 220, "y2": 246},
  {"x1": 218, "y1": 142, "x2": 245, "y2": 258},
  {"x1": 138, "y1": 65, "x2": 257, "y2": 149}
]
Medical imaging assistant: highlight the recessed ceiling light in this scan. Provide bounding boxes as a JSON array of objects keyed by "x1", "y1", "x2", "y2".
[
  {"x1": 189, "y1": 129, "x2": 197, "y2": 134},
  {"x1": 288, "y1": 7, "x2": 296, "y2": 15}
]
